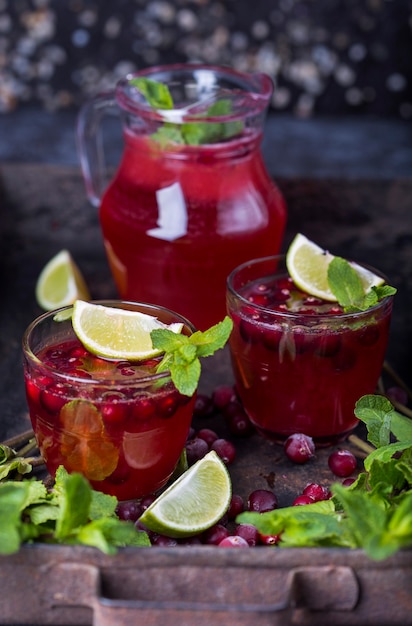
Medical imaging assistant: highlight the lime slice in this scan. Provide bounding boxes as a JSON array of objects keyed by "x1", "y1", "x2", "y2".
[
  {"x1": 139, "y1": 450, "x2": 232, "y2": 538},
  {"x1": 35, "y1": 250, "x2": 90, "y2": 311},
  {"x1": 286, "y1": 233, "x2": 384, "y2": 301},
  {"x1": 71, "y1": 300, "x2": 183, "y2": 360}
]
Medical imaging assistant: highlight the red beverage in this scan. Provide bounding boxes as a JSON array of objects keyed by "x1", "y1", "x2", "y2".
[
  {"x1": 23, "y1": 303, "x2": 195, "y2": 501},
  {"x1": 100, "y1": 131, "x2": 285, "y2": 330},
  {"x1": 226, "y1": 257, "x2": 393, "y2": 445},
  {"x1": 78, "y1": 65, "x2": 287, "y2": 330}
]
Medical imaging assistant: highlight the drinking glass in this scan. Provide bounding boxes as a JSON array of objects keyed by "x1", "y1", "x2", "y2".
[
  {"x1": 226, "y1": 256, "x2": 393, "y2": 445},
  {"x1": 22, "y1": 301, "x2": 196, "y2": 500}
]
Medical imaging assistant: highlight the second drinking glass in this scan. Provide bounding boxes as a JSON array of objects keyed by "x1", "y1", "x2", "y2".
[{"x1": 226, "y1": 256, "x2": 393, "y2": 445}]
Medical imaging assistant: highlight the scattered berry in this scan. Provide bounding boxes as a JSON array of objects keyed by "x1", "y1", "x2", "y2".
[
  {"x1": 284, "y1": 433, "x2": 315, "y2": 464},
  {"x1": 212, "y1": 385, "x2": 236, "y2": 410},
  {"x1": 185, "y1": 437, "x2": 209, "y2": 465},
  {"x1": 292, "y1": 494, "x2": 314, "y2": 506},
  {"x1": 328, "y1": 449, "x2": 357, "y2": 477},
  {"x1": 235, "y1": 524, "x2": 259, "y2": 546},
  {"x1": 211, "y1": 438, "x2": 236, "y2": 465},
  {"x1": 247, "y1": 489, "x2": 278, "y2": 513},
  {"x1": 302, "y1": 482, "x2": 331, "y2": 502},
  {"x1": 197, "y1": 428, "x2": 219, "y2": 448},
  {"x1": 227, "y1": 494, "x2": 244, "y2": 520},
  {"x1": 218, "y1": 535, "x2": 249, "y2": 548}
]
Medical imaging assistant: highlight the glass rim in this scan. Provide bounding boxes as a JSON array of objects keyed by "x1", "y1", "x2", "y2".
[
  {"x1": 226, "y1": 254, "x2": 393, "y2": 322},
  {"x1": 22, "y1": 299, "x2": 196, "y2": 387},
  {"x1": 115, "y1": 62, "x2": 273, "y2": 120}
]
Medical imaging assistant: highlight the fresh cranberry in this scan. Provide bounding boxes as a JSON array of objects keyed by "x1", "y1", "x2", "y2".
[
  {"x1": 235, "y1": 523, "x2": 259, "y2": 546},
  {"x1": 157, "y1": 391, "x2": 179, "y2": 418},
  {"x1": 131, "y1": 396, "x2": 155, "y2": 421},
  {"x1": 40, "y1": 383, "x2": 73, "y2": 413},
  {"x1": 342, "y1": 477, "x2": 356, "y2": 486},
  {"x1": 239, "y1": 316, "x2": 262, "y2": 344},
  {"x1": 259, "y1": 533, "x2": 281, "y2": 546},
  {"x1": 293, "y1": 494, "x2": 314, "y2": 506},
  {"x1": 152, "y1": 534, "x2": 179, "y2": 547},
  {"x1": 261, "y1": 324, "x2": 283, "y2": 352},
  {"x1": 178, "y1": 536, "x2": 202, "y2": 546},
  {"x1": 193, "y1": 393, "x2": 214, "y2": 417},
  {"x1": 224, "y1": 405, "x2": 254, "y2": 437},
  {"x1": 197, "y1": 428, "x2": 219, "y2": 448},
  {"x1": 302, "y1": 483, "x2": 331, "y2": 502},
  {"x1": 116, "y1": 500, "x2": 142, "y2": 522},
  {"x1": 227, "y1": 494, "x2": 244, "y2": 520},
  {"x1": 328, "y1": 449, "x2": 357, "y2": 477},
  {"x1": 211, "y1": 438, "x2": 236, "y2": 465},
  {"x1": 218, "y1": 535, "x2": 249, "y2": 548},
  {"x1": 284, "y1": 433, "x2": 316, "y2": 464},
  {"x1": 247, "y1": 489, "x2": 278, "y2": 513},
  {"x1": 212, "y1": 385, "x2": 236, "y2": 410},
  {"x1": 101, "y1": 393, "x2": 128, "y2": 424},
  {"x1": 185, "y1": 437, "x2": 209, "y2": 465},
  {"x1": 202, "y1": 524, "x2": 229, "y2": 545}
]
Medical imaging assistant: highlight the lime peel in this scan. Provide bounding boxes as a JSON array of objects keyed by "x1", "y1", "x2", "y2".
[
  {"x1": 286, "y1": 233, "x2": 384, "y2": 302},
  {"x1": 139, "y1": 450, "x2": 232, "y2": 538},
  {"x1": 71, "y1": 300, "x2": 183, "y2": 361},
  {"x1": 35, "y1": 250, "x2": 90, "y2": 311}
]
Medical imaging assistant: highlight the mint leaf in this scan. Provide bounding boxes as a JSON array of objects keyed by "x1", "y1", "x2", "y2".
[
  {"x1": 355, "y1": 394, "x2": 412, "y2": 448},
  {"x1": 130, "y1": 77, "x2": 173, "y2": 109},
  {"x1": 131, "y1": 78, "x2": 244, "y2": 145},
  {"x1": 152, "y1": 316, "x2": 233, "y2": 395},
  {"x1": 327, "y1": 256, "x2": 396, "y2": 312},
  {"x1": 55, "y1": 472, "x2": 92, "y2": 540},
  {"x1": 327, "y1": 257, "x2": 365, "y2": 309}
]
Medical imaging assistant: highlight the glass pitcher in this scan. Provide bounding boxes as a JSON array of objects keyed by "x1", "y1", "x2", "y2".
[{"x1": 77, "y1": 64, "x2": 287, "y2": 330}]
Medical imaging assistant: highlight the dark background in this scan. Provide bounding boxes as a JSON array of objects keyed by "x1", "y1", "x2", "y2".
[{"x1": 1, "y1": 0, "x2": 411, "y2": 118}]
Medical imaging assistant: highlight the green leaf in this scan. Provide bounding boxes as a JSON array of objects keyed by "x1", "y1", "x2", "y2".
[
  {"x1": 130, "y1": 77, "x2": 174, "y2": 109},
  {"x1": 355, "y1": 394, "x2": 412, "y2": 447},
  {"x1": 327, "y1": 257, "x2": 365, "y2": 309},
  {"x1": 152, "y1": 316, "x2": 233, "y2": 395},
  {"x1": 0, "y1": 482, "x2": 31, "y2": 554},
  {"x1": 54, "y1": 472, "x2": 92, "y2": 540}
]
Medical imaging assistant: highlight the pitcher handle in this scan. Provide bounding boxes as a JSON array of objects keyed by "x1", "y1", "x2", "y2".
[{"x1": 76, "y1": 92, "x2": 118, "y2": 208}]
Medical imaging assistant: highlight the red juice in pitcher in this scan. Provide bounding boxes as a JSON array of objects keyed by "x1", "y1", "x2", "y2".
[
  {"x1": 100, "y1": 129, "x2": 285, "y2": 330},
  {"x1": 227, "y1": 257, "x2": 393, "y2": 445}
]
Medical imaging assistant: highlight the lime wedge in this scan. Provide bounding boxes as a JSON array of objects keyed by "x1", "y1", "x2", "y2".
[
  {"x1": 286, "y1": 233, "x2": 384, "y2": 301},
  {"x1": 35, "y1": 250, "x2": 90, "y2": 311},
  {"x1": 139, "y1": 450, "x2": 232, "y2": 537},
  {"x1": 71, "y1": 300, "x2": 183, "y2": 361}
]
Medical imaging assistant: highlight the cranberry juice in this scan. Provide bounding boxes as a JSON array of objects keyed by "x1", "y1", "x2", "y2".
[
  {"x1": 100, "y1": 132, "x2": 286, "y2": 330},
  {"x1": 228, "y1": 271, "x2": 392, "y2": 445},
  {"x1": 24, "y1": 338, "x2": 195, "y2": 501}
]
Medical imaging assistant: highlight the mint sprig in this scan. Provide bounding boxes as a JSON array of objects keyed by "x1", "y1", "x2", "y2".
[
  {"x1": 151, "y1": 316, "x2": 233, "y2": 396},
  {"x1": 327, "y1": 256, "x2": 396, "y2": 312},
  {"x1": 0, "y1": 466, "x2": 150, "y2": 555},
  {"x1": 238, "y1": 393, "x2": 412, "y2": 560},
  {"x1": 130, "y1": 77, "x2": 244, "y2": 145}
]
